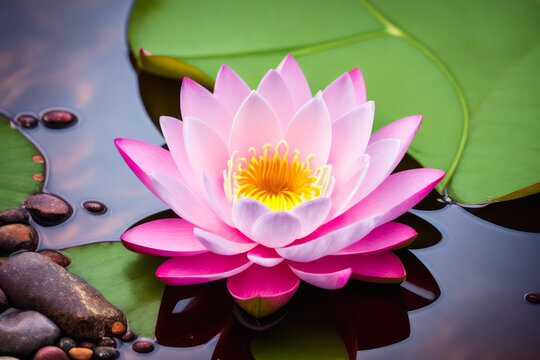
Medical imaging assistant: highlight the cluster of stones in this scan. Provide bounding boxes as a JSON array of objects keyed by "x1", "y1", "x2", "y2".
[{"x1": 15, "y1": 110, "x2": 77, "y2": 129}]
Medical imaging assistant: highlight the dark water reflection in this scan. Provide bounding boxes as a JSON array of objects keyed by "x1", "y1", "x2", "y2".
[{"x1": 1, "y1": 0, "x2": 539, "y2": 359}]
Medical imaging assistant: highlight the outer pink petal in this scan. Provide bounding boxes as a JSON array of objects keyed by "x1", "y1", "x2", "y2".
[
  {"x1": 149, "y1": 172, "x2": 227, "y2": 232},
  {"x1": 336, "y1": 222, "x2": 417, "y2": 255},
  {"x1": 227, "y1": 262, "x2": 300, "y2": 317},
  {"x1": 368, "y1": 115, "x2": 422, "y2": 170},
  {"x1": 232, "y1": 198, "x2": 271, "y2": 238},
  {"x1": 156, "y1": 252, "x2": 252, "y2": 286},
  {"x1": 121, "y1": 218, "x2": 207, "y2": 257},
  {"x1": 284, "y1": 94, "x2": 332, "y2": 168},
  {"x1": 193, "y1": 227, "x2": 257, "y2": 255},
  {"x1": 202, "y1": 174, "x2": 233, "y2": 227},
  {"x1": 276, "y1": 54, "x2": 312, "y2": 110},
  {"x1": 348, "y1": 252, "x2": 406, "y2": 283},
  {"x1": 214, "y1": 64, "x2": 251, "y2": 118},
  {"x1": 228, "y1": 91, "x2": 282, "y2": 157},
  {"x1": 349, "y1": 68, "x2": 367, "y2": 105},
  {"x1": 257, "y1": 69, "x2": 296, "y2": 130},
  {"x1": 251, "y1": 211, "x2": 301, "y2": 248},
  {"x1": 114, "y1": 138, "x2": 182, "y2": 200},
  {"x1": 287, "y1": 258, "x2": 352, "y2": 289},
  {"x1": 291, "y1": 198, "x2": 332, "y2": 238},
  {"x1": 247, "y1": 246, "x2": 284, "y2": 267},
  {"x1": 180, "y1": 77, "x2": 233, "y2": 142},
  {"x1": 322, "y1": 73, "x2": 356, "y2": 122}
]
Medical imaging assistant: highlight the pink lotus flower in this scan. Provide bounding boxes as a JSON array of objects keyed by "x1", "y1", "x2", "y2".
[{"x1": 116, "y1": 54, "x2": 444, "y2": 318}]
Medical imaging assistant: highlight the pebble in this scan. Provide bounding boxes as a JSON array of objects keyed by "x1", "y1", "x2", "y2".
[
  {"x1": 0, "y1": 288, "x2": 8, "y2": 312},
  {"x1": 0, "y1": 252, "x2": 127, "y2": 340},
  {"x1": 525, "y1": 292, "x2": 540, "y2": 304},
  {"x1": 41, "y1": 110, "x2": 77, "y2": 129},
  {"x1": 121, "y1": 330, "x2": 137, "y2": 342},
  {"x1": 0, "y1": 309, "x2": 60, "y2": 358},
  {"x1": 131, "y1": 340, "x2": 154, "y2": 354},
  {"x1": 96, "y1": 338, "x2": 116, "y2": 348},
  {"x1": 0, "y1": 209, "x2": 29, "y2": 225},
  {"x1": 93, "y1": 347, "x2": 119, "y2": 360},
  {"x1": 67, "y1": 347, "x2": 93, "y2": 360},
  {"x1": 110, "y1": 321, "x2": 126, "y2": 336},
  {"x1": 16, "y1": 114, "x2": 38, "y2": 128},
  {"x1": 38, "y1": 250, "x2": 72, "y2": 267},
  {"x1": 79, "y1": 342, "x2": 94, "y2": 349},
  {"x1": 0, "y1": 223, "x2": 39, "y2": 256},
  {"x1": 32, "y1": 174, "x2": 44, "y2": 182},
  {"x1": 31, "y1": 155, "x2": 45, "y2": 164},
  {"x1": 57, "y1": 337, "x2": 76, "y2": 353},
  {"x1": 23, "y1": 193, "x2": 72, "y2": 226},
  {"x1": 82, "y1": 201, "x2": 106, "y2": 214},
  {"x1": 33, "y1": 346, "x2": 69, "y2": 360}
]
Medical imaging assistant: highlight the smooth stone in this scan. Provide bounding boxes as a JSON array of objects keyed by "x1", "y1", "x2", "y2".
[
  {"x1": 16, "y1": 114, "x2": 38, "y2": 129},
  {"x1": 0, "y1": 252, "x2": 127, "y2": 340},
  {"x1": 0, "y1": 223, "x2": 38, "y2": 256},
  {"x1": 67, "y1": 347, "x2": 92, "y2": 360},
  {"x1": 0, "y1": 288, "x2": 8, "y2": 312},
  {"x1": 0, "y1": 309, "x2": 60, "y2": 357},
  {"x1": 525, "y1": 292, "x2": 540, "y2": 304},
  {"x1": 120, "y1": 330, "x2": 137, "y2": 342},
  {"x1": 23, "y1": 193, "x2": 72, "y2": 226},
  {"x1": 82, "y1": 201, "x2": 106, "y2": 214},
  {"x1": 57, "y1": 337, "x2": 76, "y2": 353},
  {"x1": 0, "y1": 209, "x2": 29, "y2": 226},
  {"x1": 93, "y1": 347, "x2": 119, "y2": 360},
  {"x1": 38, "y1": 250, "x2": 72, "y2": 267},
  {"x1": 41, "y1": 110, "x2": 77, "y2": 129},
  {"x1": 96, "y1": 338, "x2": 116, "y2": 348},
  {"x1": 131, "y1": 340, "x2": 154, "y2": 354},
  {"x1": 110, "y1": 321, "x2": 125, "y2": 336},
  {"x1": 33, "y1": 346, "x2": 68, "y2": 360}
]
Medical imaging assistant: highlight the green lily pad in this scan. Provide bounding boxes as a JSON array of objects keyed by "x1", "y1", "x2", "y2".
[
  {"x1": 128, "y1": 0, "x2": 540, "y2": 204},
  {"x1": 0, "y1": 114, "x2": 43, "y2": 211},
  {"x1": 62, "y1": 242, "x2": 165, "y2": 338}
]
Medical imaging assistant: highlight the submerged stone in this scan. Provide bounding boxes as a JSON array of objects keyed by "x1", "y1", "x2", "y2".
[
  {"x1": 93, "y1": 346, "x2": 119, "y2": 360},
  {"x1": 0, "y1": 252, "x2": 127, "y2": 340},
  {"x1": 131, "y1": 340, "x2": 154, "y2": 354},
  {"x1": 38, "y1": 250, "x2": 72, "y2": 267},
  {"x1": 0, "y1": 223, "x2": 38, "y2": 256},
  {"x1": 16, "y1": 114, "x2": 38, "y2": 128},
  {"x1": 41, "y1": 110, "x2": 77, "y2": 129},
  {"x1": 82, "y1": 201, "x2": 106, "y2": 214},
  {"x1": 0, "y1": 208, "x2": 29, "y2": 225},
  {"x1": 23, "y1": 193, "x2": 72, "y2": 225}
]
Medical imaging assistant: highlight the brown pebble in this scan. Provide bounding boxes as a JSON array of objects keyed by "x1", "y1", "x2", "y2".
[
  {"x1": 33, "y1": 345, "x2": 69, "y2": 360},
  {"x1": 79, "y1": 341, "x2": 94, "y2": 349},
  {"x1": 68, "y1": 347, "x2": 93, "y2": 360},
  {"x1": 32, "y1": 155, "x2": 45, "y2": 163},
  {"x1": 132, "y1": 340, "x2": 154, "y2": 354},
  {"x1": 0, "y1": 223, "x2": 39, "y2": 256},
  {"x1": 110, "y1": 321, "x2": 126, "y2": 336},
  {"x1": 23, "y1": 193, "x2": 72, "y2": 226},
  {"x1": 97, "y1": 337, "x2": 116, "y2": 348},
  {"x1": 16, "y1": 114, "x2": 38, "y2": 128},
  {"x1": 32, "y1": 174, "x2": 44, "y2": 181},
  {"x1": 525, "y1": 292, "x2": 540, "y2": 304},
  {"x1": 38, "y1": 250, "x2": 72, "y2": 267},
  {"x1": 42, "y1": 110, "x2": 77, "y2": 129},
  {"x1": 121, "y1": 330, "x2": 137, "y2": 342},
  {"x1": 82, "y1": 201, "x2": 106, "y2": 214},
  {"x1": 0, "y1": 208, "x2": 29, "y2": 225}
]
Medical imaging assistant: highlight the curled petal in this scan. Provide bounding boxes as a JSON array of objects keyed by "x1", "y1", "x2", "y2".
[
  {"x1": 291, "y1": 198, "x2": 332, "y2": 238},
  {"x1": 348, "y1": 252, "x2": 406, "y2": 283},
  {"x1": 194, "y1": 227, "x2": 256, "y2": 255},
  {"x1": 251, "y1": 211, "x2": 301, "y2": 248},
  {"x1": 232, "y1": 198, "x2": 271, "y2": 238},
  {"x1": 247, "y1": 246, "x2": 284, "y2": 267},
  {"x1": 287, "y1": 258, "x2": 352, "y2": 289}
]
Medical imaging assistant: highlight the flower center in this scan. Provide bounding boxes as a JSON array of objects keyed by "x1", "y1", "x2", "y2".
[{"x1": 224, "y1": 141, "x2": 332, "y2": 211}]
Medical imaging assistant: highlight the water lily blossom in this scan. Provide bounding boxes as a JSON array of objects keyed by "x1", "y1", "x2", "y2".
[{"x1": 116, "y1": 54, "x2": 444, "y2": 317}]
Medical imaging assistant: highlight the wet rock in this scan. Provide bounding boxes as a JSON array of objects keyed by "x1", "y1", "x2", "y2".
[
  {"x1": 41, "y1": 110, "x2": 77, "y2": 129},
  {"x1": 0, "y1": 309, "x2": 60, "y2": 357},
  {"x1": 96, "y1": 338, "x2": 116, "y2": 348},
  {"x1": 57, "y1": 338, "x2": 76, "y2": 353},
  {"x1": 110, "y1": 322, "x2": 125, "y2": 336},
  {"x1": 82, "y1": 201, "x2": 106, "y2": 214},
  {"x1": 0, "y1": 252, "x2": 127, "y2": 340},
  {"x1": 79, "y1": 342, "x2": 94, "y2": 349},
  {"x1": 121, "y1": 330, "x2": 137, "y2": 342},
  {"x1": 0, "y1": 288, "x2": 8, "y2": 312},
  {"x1": 67, "y1": 347, "x2": 92, "y2": 360},
  {"x1": 33, "y1": 346, "x2": 68, "y2": 360},
  {"x1": 93, "y1": 347, "x2": 119, "y2": 360},
  {"x1": 0, "y1": 209, "x2": 29, "y2": 225},
  {"x1": 0, "y1": 223, "x2": 39, "y2": 256},
  {"x1": 132, "y1": 340, "x2": 154, "y2": 354},
  {"x1": 38, "y1": 250, "x2": 71, "y2": 267},
  {"x1": 16, "y1": 114, "x2": 38, "y2": 129},
  {"x1": 23, "y1": 193, "x2": 72, "y2": 226}
]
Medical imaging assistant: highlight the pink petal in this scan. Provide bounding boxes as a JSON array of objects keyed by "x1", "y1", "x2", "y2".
[
  {"x1": 322, "y1": 73, "x2": 356, "y2": 122},
  {"x1": 157, "y1": 252, "x2": 252, "y2": 286},
  {"x1": 284, "y1": 94, "x2": 332, "y2": 168},
  {"x1": 228, "y1": 91, "x2": 283, "y2": 157},
  {"x1": 149, "y1": 172, "x2": 227, "y2": 232},
  {"x1": 287, "y1": 258, "x2": 352, "y2": 289},
  {"x1": 257, "y1": 69, "x2": 296, "y2": 130},
  {"x1": 348, "y1": 252, "x2": 406, "y2": 283},
  {"x1": 214, "y1": 64, "x2": 251, "y2": 118},
  {"x1": 328, "y1": 101, "x2": 374, "y2": 181},
  {"x1": 251, "y1": 211, "x2": 301, "y2": 248},
  {"x1": 232, "y1": 198, "x2": 271, "y2": 238},
  {"x1": 291, "y1": 198, "x2": 332, "y2": 238},
  {"x1": 336, "y1": 222, "x2": 417, "y2": 255},
  {"x1": 227, "y1": 262, "x2": 300, "y2": 317},
  {"x1": 368, "y1": 115, "x2": 422, "y2": 170},
  {"x1": 194, "y1": 227, "x2": 257, "y2": 255},
  {"x1": 247, "y1": 246, "x2": 284, "y2": 267},
  {"x1": 114, "y1": 138, "x2": 182, "y2": 200},
  {"x1": 180, "y1": 78, "x2": 233, "y2": 142},
  {"x1": 202, "y1": 174, "x2": 234, "y2": 227},
  {"x1": 349, "y1": 68, "x2": 367, "y2": 105},
  {"x1": 276, "y1": 54, "x2": 312, "y2": 110},
  {"x1": 121, "y1": 218, "x2": 207, "y2": 257}
]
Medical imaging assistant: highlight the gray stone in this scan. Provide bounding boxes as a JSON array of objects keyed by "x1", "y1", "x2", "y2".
[
  {"x1": 0, "y1": 309, "x2": 59, "y2": 357},
  {"x1": 0, "y1": 223, "x2": 38, "y2": 256}
]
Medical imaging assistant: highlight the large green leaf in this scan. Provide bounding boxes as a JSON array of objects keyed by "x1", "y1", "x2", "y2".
[
  {"x1": 128, "y1": 0, "x2": 540, "y2": 204},
  {"x1": 62, "y1": 242, "x2": 165, "y2": 338},
  {"x1": 0, "y1": 115, "x2": 43, "y2": 211}
]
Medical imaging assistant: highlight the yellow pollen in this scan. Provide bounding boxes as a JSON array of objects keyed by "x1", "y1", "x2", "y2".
[{"x1": 224, "y1": 141, "x2": 332, "y2": 211}]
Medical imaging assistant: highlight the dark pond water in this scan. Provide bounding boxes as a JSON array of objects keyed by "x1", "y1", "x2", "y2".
[{"x1": 0, "y1": 1, "x2": 539, "y2": 359}]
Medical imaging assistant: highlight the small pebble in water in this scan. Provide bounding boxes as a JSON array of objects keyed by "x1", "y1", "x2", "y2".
[
  {"x1": 132, "y1": 340, "x2": 154, "y2": 354},
  {"x1": 121, "y1": 330, "x2": 137, "y2": 342},
  {"x1": 97, "y1": 337, "x2": 116, "y2": 348},
  {"x1": 41, "y1": 110, "x2": 77, "y2": 129},
  {"x1": 57, "y1": 337, "x2": 76, "y2": 353},
  {"x1": 38, "y1": 250, "x2": 72, "y2": 267},
  {"x1": 31, "y1": 155, "x2": 45, "y2": 163},
  {"x1": 33, "y1": 345, "x2": 69, "y2": 360},
  {"x1": 68, "y1": 347, "x2": 93, "y2": 360},
  {"x1": 23, "y1": 193, "x2": 72, "y2": 226},
  {"x1": 32, "y1": 173, "x2": 44, "y2": 181},
  {"x1": 110, "y1": 321, "x2": 126, "y2": 336},
  {"x1": 93, "y1": 346, "x2": 119, "y2": 360},
  {"x1": 525, "y1": 292, "x2": 540, "y2": 304},
  {"x1": 16, "y1": 114, "x2": 38, "y2": 128},
  {"x1": 82, "y1": 201, "x2": 107, "y2": 214}
]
